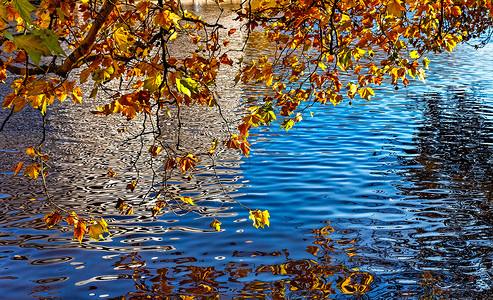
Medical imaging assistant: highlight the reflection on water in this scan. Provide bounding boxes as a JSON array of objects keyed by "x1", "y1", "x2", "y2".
[{"x1": 0, "y1": 3, "x2": 493, "y2": 299}]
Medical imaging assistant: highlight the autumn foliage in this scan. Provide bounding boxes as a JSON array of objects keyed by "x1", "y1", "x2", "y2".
[{"x1": 1, "y1": 0, "x2": 493, "y2": 242}]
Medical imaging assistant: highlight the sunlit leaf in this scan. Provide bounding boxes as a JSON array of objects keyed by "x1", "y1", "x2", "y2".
[
  {"x1": 88, "y1": 223, "x2": 104, "y2": 241},
  {"x1": 180, "y1": 196, "x2": 195, "y2": 206},
  {"x1": 25, "y1": 146, "x2": 37, "y2": 156},
  {"x1": 210, "y1": 219, "x2": 221, "y2": 231},
  {"x1": 73, "y1": 220, "x2": 87, "y2": 243},
  {"x1": 24, "y1": 163, "x2": 40, "y2": 179},
  {"x1": 249, "y1": 209, "x2": 270, "y2": 229},
  {"x1": 11, "y1": 162, "x2": 23, "y2": 176},
  {"x1": 152, "y1": 200, "x2": 165, "y2": 217},
  {"x1": 44, "y1": 211, "x2": 62, "y2": 228},
  {"x1": 12, "y1": 0, "x2": 35, "y2": 25},
  {"x1": 208, "y1": 138, "x2": 218, "y2": 155}
]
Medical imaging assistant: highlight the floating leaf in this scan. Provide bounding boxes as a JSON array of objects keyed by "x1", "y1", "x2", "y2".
[{"x1": 107, "y1": 169, "x2": 116, "y2": 177}]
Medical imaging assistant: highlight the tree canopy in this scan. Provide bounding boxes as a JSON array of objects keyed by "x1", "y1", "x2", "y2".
[{"x1": 1, "y1": 0, "x2": 492, "y2": 242}]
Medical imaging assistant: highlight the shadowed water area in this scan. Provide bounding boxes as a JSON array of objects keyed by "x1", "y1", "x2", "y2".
[{"x1": 1, "y1": 4, "x2": 493, "y2": 299}]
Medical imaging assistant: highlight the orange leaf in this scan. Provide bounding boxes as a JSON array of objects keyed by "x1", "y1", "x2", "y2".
[
  {"x1": 3, "y1": 40, "x2": 17, "y2": 53},
  {"x1": 44, "y1": 211, "x2": 62, "y2": 228},
  {"x1": 107, "y1": 169, "x2": 116, "y2": 177},
  {"x1": 24, "y1": 163, "x2": 41, "y2": 179},
  {"x1": 126, "y1": 180, "x2": 137, "y2": 192},
  {"x1": 66, "y1": 211, "x2": 79, "y2": 226},
  {"x1": 25, "y1": 146, "x2": 37, "y2": 156},
  {"x1": 73, "y1": 221, "x2": 87, "y2": 243},
  {"x1": 11, "y1": 162, "x2": 23, "y2": 176},
  {"x1": 115, "y1": 198, "x2": 127, "y2": 212},
  {"x1": 178, "y1": 154, "x2": 198, "y2": 174},
  {"x1": 228, "y1": 29, "x2": 236, "y2": 36}
]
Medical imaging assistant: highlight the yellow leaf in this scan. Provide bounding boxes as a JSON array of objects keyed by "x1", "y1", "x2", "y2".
[
  {"x1": 113, "y1": 27, "x2": 134, "y2": 52},
  {"x1": 108, "y1": 169, "x2": 116, "y2": 177},
  {"x1": 180, "y1": 196, "x2": 195, "y2": 206},
  {"x1": 71, "y1": 87, "x2": 82, "y2": 103},
  {"x1": 210, "y1": 219, "x2": 221, "y2": 231},
  {"x1": 24, "y1": 163, "x2": 41, "y2": 179},
  {"x1": 249, "y1": 209, "x2": 270, "y2": 228},
  {"x1": 99, "y1": 217, "x2": 110, "y2": 235},
  {"x1": 208, "y1": 138, "x2": 218, "y2": 155},
  {"x1": 88, "y1": 223, "x2": 104, "y2": 241},
  {"x1": 410, "y1": 50, "x2": 420, "y2": 59},
  {"x1": 358, "y1": 87, "x2": 375, "y2": 101}
]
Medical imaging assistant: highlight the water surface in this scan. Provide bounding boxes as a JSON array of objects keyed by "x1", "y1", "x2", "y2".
[{"x1": 0, "y1": 5, "x2": 492, "y2": 299}]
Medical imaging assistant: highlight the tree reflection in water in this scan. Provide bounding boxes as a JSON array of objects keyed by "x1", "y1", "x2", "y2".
[
  {"x1": 105, "y1": 222, "x2": 372, "y2": 299},
  {"x1": 397, "y1": 89, "x2": 493, "y2": 298}
]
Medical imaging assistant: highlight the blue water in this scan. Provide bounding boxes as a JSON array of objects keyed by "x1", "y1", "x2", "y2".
[{"x1": 1, "y1": 30, "x2": 493, "y2": 300}]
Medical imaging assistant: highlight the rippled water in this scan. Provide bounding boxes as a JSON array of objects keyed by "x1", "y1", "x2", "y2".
[{"x1": 1, "y1": 5, "x2": 493, "y2": 299}]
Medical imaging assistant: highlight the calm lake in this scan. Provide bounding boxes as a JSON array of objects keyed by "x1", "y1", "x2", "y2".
[{"x1": 0, "y1": 4, "x2": 492, "y2": 300}]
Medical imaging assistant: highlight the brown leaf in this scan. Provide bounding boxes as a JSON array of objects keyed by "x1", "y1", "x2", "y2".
[
  {"x1": 126, "y1": 181, "x2": 137, "y2": 192},
  {"x1": 73, "y1": 221, "x2": 87, "y2": 243},
  {"x1": 44, "y1": 211, "x2": 62, "y2": 228}
]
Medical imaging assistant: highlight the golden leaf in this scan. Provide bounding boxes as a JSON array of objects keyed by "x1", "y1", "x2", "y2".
[
  {"x1": 210, "y1": 219, "x2": 221, "y2": 231},
  {"x1": 66, "y1": 211, "x2": 79, "y2": 226},
  {"x1": 44, "y1": 211, "x2": 62, "y2": 228},
  {"x1": 24, "y1": 163, "x2": 41, "y2": 179},
  {"x1": 180, "y1": 196, "x2": 195, "y2": 206},
  {"x1": 249, "y1": 209, "x2": 270, "y2": 229},
  {"x1": 11, "y1": 162, "x2": 23, "y2": 176},
  {"x1": 73, "y1": 220, "x2": 87, "y2": 243},
  {"x1": 25, "y1": 146, "x2": 37, "y2": 156},
  {"x1": 208, "y1": 139, "x2": 218, "y2": 155},
  {"x1": 88, "y1": 223, "x2": 104, "y2": 241}
]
